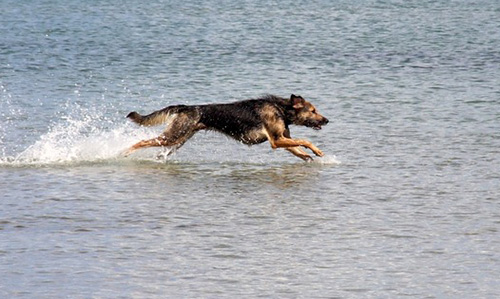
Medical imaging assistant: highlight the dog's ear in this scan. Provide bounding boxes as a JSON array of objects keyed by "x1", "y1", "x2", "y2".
[{"x1": 291, "y1": 94, "x2": 305, "y2": 109}]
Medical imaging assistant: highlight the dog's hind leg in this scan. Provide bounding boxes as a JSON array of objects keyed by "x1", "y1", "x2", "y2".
[
  {"x1": 124, "y1": 114, "x2": 202, "y2": 156},
  {"x1": 123, "y1": 138, "x2": 168, "y2": 156},
  {"x1": 123, "y1": 128, "x2": 196, "y2": 156}
]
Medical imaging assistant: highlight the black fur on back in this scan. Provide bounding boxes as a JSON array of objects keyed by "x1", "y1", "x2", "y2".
[{"x1": 197, "y1": 95, "x2": 292, "y2": 139}]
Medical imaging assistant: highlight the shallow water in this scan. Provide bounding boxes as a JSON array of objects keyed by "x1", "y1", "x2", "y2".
[{"x1": 1, "y1": 0, "x2": 500, "y2": 298}]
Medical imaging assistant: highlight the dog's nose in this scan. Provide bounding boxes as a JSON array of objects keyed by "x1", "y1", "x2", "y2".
[{"x1": 323, "y1": 118, "x2": 329, "y2": 125}]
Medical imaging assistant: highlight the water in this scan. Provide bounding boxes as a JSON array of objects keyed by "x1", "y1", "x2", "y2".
[{"x1": 1, "y1": 0, "x2": 499, "y2": 297}]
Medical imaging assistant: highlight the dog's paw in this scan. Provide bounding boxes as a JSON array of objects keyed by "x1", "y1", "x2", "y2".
[
  {"x1": 313, "y1": 149, "x2": 324, "y2": 157},
  {"x1": 297, "y1": 154, "x2": 313, "y2": 162},
  {"x1": 122, "y1": 147, "x2": 135, "y2": 157}
]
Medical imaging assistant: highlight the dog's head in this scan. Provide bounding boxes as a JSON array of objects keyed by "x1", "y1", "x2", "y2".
[{"x1": 289, "y1": 94, "x2": 329, "y2": 130}]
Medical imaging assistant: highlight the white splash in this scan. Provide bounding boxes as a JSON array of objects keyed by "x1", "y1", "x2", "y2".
[
  {"x1": 1, "y1": 107, "x2": 160, "y2": 166},
  {"x1": 312, "y1": 154, "x2": 342, "y2": 165}
]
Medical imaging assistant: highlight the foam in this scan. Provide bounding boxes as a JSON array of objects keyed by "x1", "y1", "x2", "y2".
[{"x1": 311, "y1": 155, "x2": 342, "y2": 165}]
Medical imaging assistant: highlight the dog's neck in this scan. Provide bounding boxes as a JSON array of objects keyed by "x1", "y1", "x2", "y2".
[
  {"x1": 279, "y1": 100, "x2": 298, "y2": 126},
  {"x1": 265, "y1": 95, "x2": 297, "y2": 125}
]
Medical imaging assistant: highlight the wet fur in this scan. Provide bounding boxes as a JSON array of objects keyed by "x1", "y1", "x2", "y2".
[{"x1": 125, "y1": 94, "x2": 329, "y2": 161}]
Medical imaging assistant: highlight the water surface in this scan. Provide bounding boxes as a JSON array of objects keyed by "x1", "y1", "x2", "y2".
[{"x1": 1, "y1": 0, "x2": 499, "y2": 297}]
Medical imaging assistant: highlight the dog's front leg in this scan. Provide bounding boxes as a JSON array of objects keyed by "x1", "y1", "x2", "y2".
[
  {"x1": 271, "y1": 137, "x2": 324, "y2": 157},
  {"x1": 286, "y1": 147, "x2": 313, "y2": 162}
]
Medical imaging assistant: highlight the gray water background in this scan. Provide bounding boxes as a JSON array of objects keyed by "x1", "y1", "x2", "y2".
[{"x1": 1, "y1": 0, "x2": 499, "y2": 298}]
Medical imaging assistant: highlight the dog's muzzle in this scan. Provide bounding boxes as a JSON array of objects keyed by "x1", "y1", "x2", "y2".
[{"x1": 311, "y1": 117, "x2": 329, "y2": 130}]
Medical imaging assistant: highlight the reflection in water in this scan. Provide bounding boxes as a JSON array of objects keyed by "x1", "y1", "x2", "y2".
[{"x1": 224, "y1": 163, "x2": 324, "y2": 190}]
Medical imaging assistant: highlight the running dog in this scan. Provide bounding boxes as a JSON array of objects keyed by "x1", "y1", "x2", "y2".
[{"x1": 124, "y1": 94, "x2": 329, "y2": 161}]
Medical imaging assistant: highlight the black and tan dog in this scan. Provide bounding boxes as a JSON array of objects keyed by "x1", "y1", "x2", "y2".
[{"x1": 124, "y1": 94, "x2": 329, "y2": 161}]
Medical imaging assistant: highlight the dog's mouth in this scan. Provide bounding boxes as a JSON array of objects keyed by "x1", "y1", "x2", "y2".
[
  {"x1": 305, "y1": 122, "x2": 323, "y2": 130},
  {"x1": 306, "y1": 118, "x2": 329, "y2": 130}
]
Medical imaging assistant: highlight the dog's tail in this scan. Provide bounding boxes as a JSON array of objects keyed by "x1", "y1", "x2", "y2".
[{"x1": 126, "y1": 107, "x2": 177, "y2": 127}]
